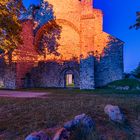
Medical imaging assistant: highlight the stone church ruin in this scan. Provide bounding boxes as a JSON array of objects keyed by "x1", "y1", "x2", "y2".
[{"x1": 0, "y1": 0, "x2": 124, "y2": 89}]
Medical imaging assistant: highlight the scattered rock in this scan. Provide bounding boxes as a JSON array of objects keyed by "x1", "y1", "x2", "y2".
[
  {"x1": 64, "y1": 114, "x2": 95, "y2": 131},
  {"x1": 108, "y1": 85, "x2": 131, "y2": 90},
  {"x1": 25, "y1": 131, "x2": 50, "y2": 140},
  {"x1": 53, "y1": 128, "x2": 70, "y2": 140},
  {"x1": 24, "y1": 114, "x2": 98, "y2": 140},
  {"x1": 64, "y1": 114, "x2": 98, "y2": 140},
  {"x1": 116, "y1": 86, "x2": 130, "y2": 90},
  {"x1": 109, "y1": 85, "x2": 140, "y2": 90},
  {"x1": 104, "y1": 105, "x2": 125, "y2": 123}
]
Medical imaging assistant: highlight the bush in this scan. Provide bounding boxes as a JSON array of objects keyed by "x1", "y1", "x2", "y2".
[
  {"x1": 107, "y1": 79, "x2": 140, "y2": 89},
  {"x1": 133, "y1": 63, "x2": 140, "y2": 78}
]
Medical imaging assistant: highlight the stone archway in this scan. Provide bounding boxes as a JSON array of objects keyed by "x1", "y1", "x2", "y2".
[
  {"x1": 0, "y1": 58, "x2": 6, "y2": 89},
  {"x1": 34, "y1": 19, "x2": 81, "y2": 61},
  {"x1": 23, "y1": 73, "x2": 33, "y2": 88},
  {"x1": 59, "y1": 68, "x2": 80, "y2": 88},
  {"x1": 34, "y1": 19, "x2": 80, "y2": 48},
  {"x1": 34, "y1": 19, "x2": 81, "y2": 88},
  {"x1": 65, "y1": 70, "x2": 75, "y2": 88}
]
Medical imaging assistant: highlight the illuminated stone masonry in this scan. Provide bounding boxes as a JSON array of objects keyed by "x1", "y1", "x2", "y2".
[{"x1": 0, "y1": 0, "x2": 124, "y2": 89}]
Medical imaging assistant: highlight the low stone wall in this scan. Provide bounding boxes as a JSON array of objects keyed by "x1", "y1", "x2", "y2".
[
  {"x1": 0, "y1": 59, "x2": 16, "y2": 89},
  {"x1": 3, "y1": 64, "x2": 16, "y2": 89},
  {"x1": 27, "y1": 60, "x2": 80, "y2": 88}
]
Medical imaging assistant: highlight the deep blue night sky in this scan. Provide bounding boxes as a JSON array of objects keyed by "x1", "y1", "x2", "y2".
[{"x1": 23, "y1": 0, "x2": 140, "y2": 72}]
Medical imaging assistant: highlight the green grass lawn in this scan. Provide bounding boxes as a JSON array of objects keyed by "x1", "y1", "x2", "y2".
[
  {"x1": 18, "y1": 86, "x2": 140, "y2": 94},
  {"x1": 0, "y1": 88, "x2": 140, "y2": 139}
]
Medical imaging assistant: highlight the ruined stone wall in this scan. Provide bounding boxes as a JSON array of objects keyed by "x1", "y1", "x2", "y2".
[
  {"x1": 12, "y1": 20, "x2": 38, "y2": 88},
  {"x1": 94, "y1": 38, "x2": 124, "y2": 87},
  {"x1": 45, "y1": 0, "x2": 81, "y2": 29},
  {"x1": 0, "y1": 0, "x2": 124, "y2": 89},
  {"x1": 36, "y1": 0, "x2": 98, "y2": 61},
  {"x1": 13, "y1": 20, "x2": 38, "y2": 62},
  {"x1": 29, "y1": 61, "x2": 80, "y2": 88},
  {"x1": 3, "y1": 64, "x2": 16, "y2": 89},
  {"x1": 0, "y1": 58, "x2": 6, "y2": 88},
  {"x1": 16, "y1": 62, "x2": 37, "y2": 88},
  {"x1": 36, "y1": 0, "x2": 82, "y2": 62},
  {"x1": 17, "y1": 1, "x2": 124, "y2": 89},
  {"x1": 80, "y1": 56, "x2": 95, "y2": 89},
  {"x1": 35, "y1": 20, "x2": 81, "y2": 62},
  {"x1": 0, "y1": 59, "x2": 16, "y2": 89}
]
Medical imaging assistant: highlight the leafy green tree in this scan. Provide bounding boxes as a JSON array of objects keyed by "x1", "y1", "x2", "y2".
[
  {"x1": 21, "y1": 1, "x2": 62, "y2": 56},
  {"x1": 0, "y1": 0, "x2": 25, "y2": 55}
]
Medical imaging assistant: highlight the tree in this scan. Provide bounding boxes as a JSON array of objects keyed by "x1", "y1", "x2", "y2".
[
  {"x1": 0, "y1": 0, "x2": 25, "y2": 55},
  {"x1": 39, "y1": 21, "x2": 61, "y2": 56},
  {"x1": 21, "y1": 1, "x2": 61, "y2": 55},
  {"x1": 130, "y1": 11, "x2": 140, "y2": 30},
  {"x1": 133, "y1": 63, "x2": 140, "y2": 78}
]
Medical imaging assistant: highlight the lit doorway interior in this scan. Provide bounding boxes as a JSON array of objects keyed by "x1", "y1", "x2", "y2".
[
  {"x1": 66, "y1": 73, "x2": 74, "y2": 88},
  {"x1": 0, "y1": 78, "x2": 4, "y2": 88}
]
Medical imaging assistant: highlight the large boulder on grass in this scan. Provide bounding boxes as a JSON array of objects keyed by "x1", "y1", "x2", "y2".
[
  {"x1": 64, "y1": 114, "x2": 95, "y2": 131},
  {"x1": 25, "y1": 131, "x2": 50, "y2": 140},
  {"x1": 104, "y1": 104, "x2": 125, "y2": 123},
  {"x1": 64, "y1": 114, "x2": 98, "y2": 140}
]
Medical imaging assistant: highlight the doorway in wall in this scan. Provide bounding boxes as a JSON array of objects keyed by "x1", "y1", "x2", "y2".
[
  {"x1": 0, "y1": 78, "x2": 4, "y2": 88},
  {"x1": 24, "y1": 73, "x2": 32, "y2": 88},
  {"x1": 66, "y1": 73, "x2": 74, "y2": 88}
]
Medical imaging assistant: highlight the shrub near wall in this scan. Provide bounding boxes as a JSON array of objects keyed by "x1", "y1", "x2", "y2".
[{"x1": 107, "y1": 79, "x2": 140, "y2": 90}]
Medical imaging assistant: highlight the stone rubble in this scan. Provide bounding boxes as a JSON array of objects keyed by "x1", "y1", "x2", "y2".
[
  {"x1": 52, "y1": 128, "x2": 69, "y2": 140},
  {"x1": 25, "y1": 114, "x2": 96, "y2": 140},
  {"x1": 104, "y1": 104, "x2": 125, "y2": 123},
  {"x1": 64, "y1": 113, "x2": 95, "y2": 131},
  {"x1": 25, "y1": 109, "x2": 128, "y2": 140},
  {"x1": 25, "y1": 131, "x2": 50, "y2": 140}
]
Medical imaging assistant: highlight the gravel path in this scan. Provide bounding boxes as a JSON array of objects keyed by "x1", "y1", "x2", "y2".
[{"x1": 0, "y1": 90, "x2": 49, "y2": 98}]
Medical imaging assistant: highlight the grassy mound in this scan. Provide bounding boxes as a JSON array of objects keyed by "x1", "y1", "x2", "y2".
[{"x1": 107, "y1": 79, "x2": 140, "y2": 89}]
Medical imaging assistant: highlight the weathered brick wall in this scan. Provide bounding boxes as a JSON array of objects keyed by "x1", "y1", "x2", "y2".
[
  {"x1": 13, "y1": 20, "x2": 38, "y2": 62},
  {"x1": 16, "y1": 62, "x2": 36, "y2": 88},
  {"x1": 29, "y1": 60, "x2": 80, "y2": 88},
  {"x1": 13, "y1": 20, "x2": 38, "y2": 88},
  {"x1": 94, "y1": 38, "x2": 124, "y2": 87},
  {"x1": 0, "y1": 20, "x2": 38, "y2": 89}
]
